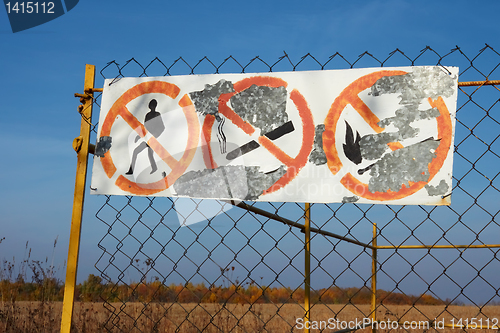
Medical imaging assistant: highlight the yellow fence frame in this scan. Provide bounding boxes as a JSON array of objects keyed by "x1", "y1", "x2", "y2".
[
  {"x1": 60, "y1": 64, "x2": 96, "y2": 333},
  {"x1": 61, "y1": 66, "x2": 500, "y2": 332}
]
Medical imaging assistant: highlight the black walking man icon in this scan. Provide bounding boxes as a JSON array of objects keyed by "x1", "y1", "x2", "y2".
[{"x1": 126, "y1": 99, "x2": 165, "y2": 175}]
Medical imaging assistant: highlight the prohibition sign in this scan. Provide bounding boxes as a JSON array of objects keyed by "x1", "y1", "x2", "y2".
[
  {"x1": 99, "y1": 81, "x2": 200, "y2": 196},
  {"x1": 201, "y1": 76, "x2": 315, "y2": 196},
  {"x1": 323, "y1": 70, "x2": 453, "y2": 201}
]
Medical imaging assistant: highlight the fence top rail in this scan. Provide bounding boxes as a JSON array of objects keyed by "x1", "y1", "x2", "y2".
[
  {"x1": 458, "y1": 79, "x2": 500, "y2": 87},
  {"x1": 376, "y1": 244, "x2": 500, "y2": 249}
]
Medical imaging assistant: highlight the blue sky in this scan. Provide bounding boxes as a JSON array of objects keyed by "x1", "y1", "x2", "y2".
[{"x1": 1, "y1": 0, "x2": 500, "y2": 304}]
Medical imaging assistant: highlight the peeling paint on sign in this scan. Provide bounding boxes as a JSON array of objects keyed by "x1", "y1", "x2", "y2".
[
  {"x1": 425, "y1": 179, "x2": 449, "y2": 196},
  {"x1": 309, "y1": 124, "x2": 327, "y2": 165},
  {"x1": 361, "y1": 68, "x2": 455, "y2": 162},
  {"x1": 342, "y1": 196, "x2": 359, "y2": 203},
  {"x1": 371, "y1": 67, "x2": 455, "y2": 99},
  {"x1": 95, "y1": 136, "x2": 112, "y2": 157},
  {"x1": 368, "y1": 139, "x2": 440, "y2": 193},
  {"x1": 230, "y1": 85, "x2": 288, "y2": 134},
  {"x1": 189, "y1": 79, "x2": 234, "y2": 120},
  {"x1": 172, "y1": 165, "x2": 286, "y2": 200}
]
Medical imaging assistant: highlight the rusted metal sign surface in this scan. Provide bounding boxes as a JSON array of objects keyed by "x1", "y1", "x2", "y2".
[{"x1": 91, "y1": 66, "x2": 458, "y2": 205}]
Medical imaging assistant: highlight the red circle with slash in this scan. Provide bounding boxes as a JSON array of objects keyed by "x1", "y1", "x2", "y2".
[
  {"x1": 201, "y1": 76, "x2": 315, "y2": 195},
  {"x1": 323, "y1": 70, "x2": 453, "y2": 201},
  {"x1": 99, "y1": 81, "x2": 200, "y2": 196}
]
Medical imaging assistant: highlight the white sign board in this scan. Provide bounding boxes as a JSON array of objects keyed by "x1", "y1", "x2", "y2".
[{"x1": 91, "y1": 66, "x2": 458, "y2": 205}]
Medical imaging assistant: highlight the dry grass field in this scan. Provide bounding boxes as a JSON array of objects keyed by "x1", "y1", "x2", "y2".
[{"x1": 1, "y1": 301, "x2": 499, "y2": 332}]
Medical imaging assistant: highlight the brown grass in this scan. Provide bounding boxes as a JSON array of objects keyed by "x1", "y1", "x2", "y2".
[{"x1": 1, "y1": 301, "x2": 499, "y2": 332}]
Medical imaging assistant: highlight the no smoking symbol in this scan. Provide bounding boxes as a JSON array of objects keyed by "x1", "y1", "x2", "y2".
[{"x1": 201, "y1": 76, "x2": 315, "y2": 196}]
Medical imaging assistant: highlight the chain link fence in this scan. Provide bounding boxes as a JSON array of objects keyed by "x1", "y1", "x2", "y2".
[{"x1": 81, "y1": 45, "x2": 500, "y2": 332}]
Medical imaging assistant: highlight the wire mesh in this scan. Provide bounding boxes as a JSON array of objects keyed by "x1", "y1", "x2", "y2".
[{"x1": 81, "y1": 45, "x2": 500, "y2": 332}]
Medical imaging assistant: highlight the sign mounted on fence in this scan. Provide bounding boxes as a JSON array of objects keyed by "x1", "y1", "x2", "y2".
[{"x1": 91, "y1": 66, "x2": 459, "y2": 205}]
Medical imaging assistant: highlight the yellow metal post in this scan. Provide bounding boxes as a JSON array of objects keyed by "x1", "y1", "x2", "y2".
[
  {"x1": 60, "y1": 64, "x2": 95, "y2": 333},
  {"x1": 304, "y1": 203, "x2": 311, "y2": 333},
  {"x1": 371, "y1": 223, "x2": 377, "y2": 333}
]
